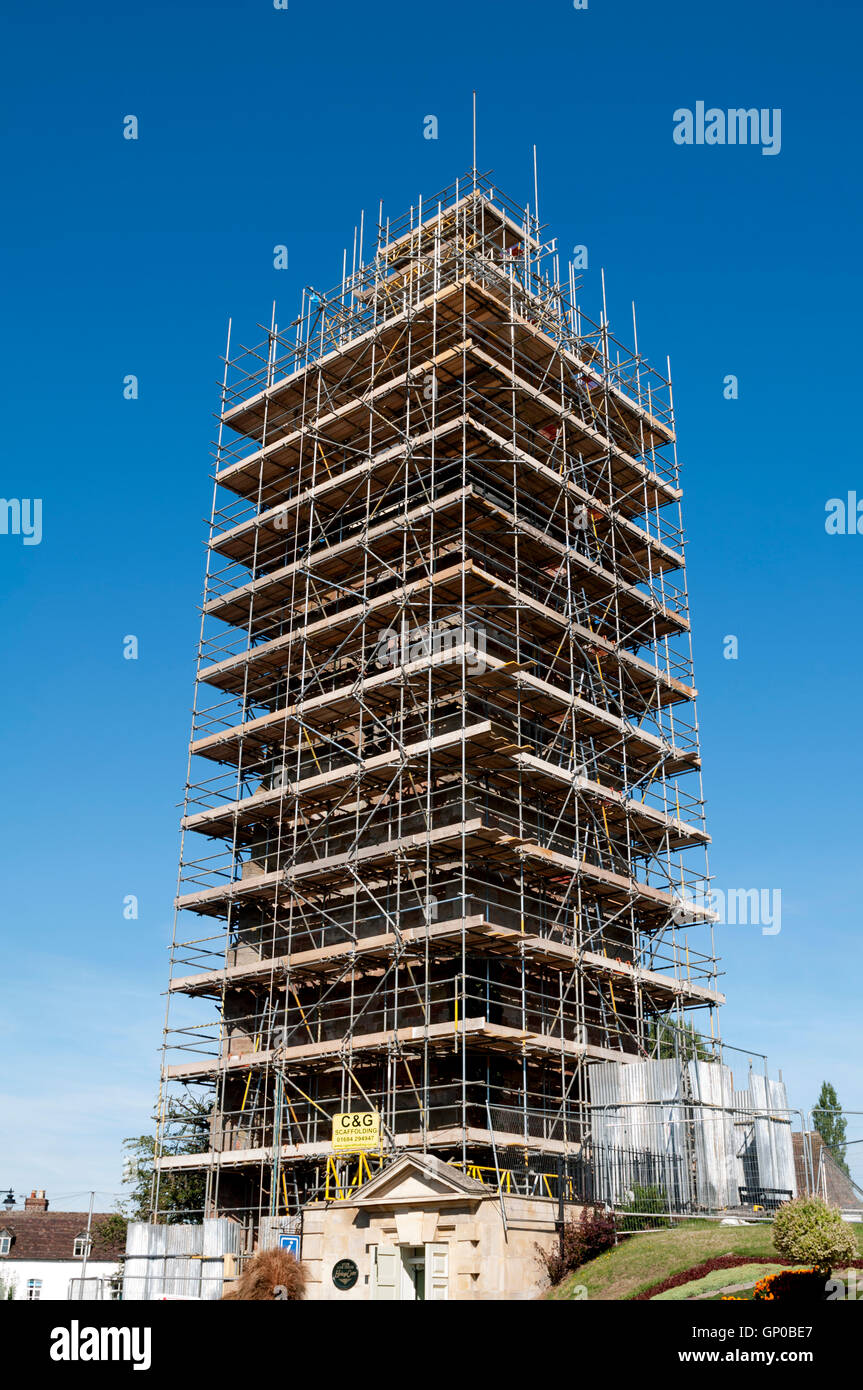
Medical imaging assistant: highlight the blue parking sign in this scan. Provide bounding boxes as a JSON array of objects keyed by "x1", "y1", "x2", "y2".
[{"x1": 278, "y1": 1234, "x2": 300, "y2": 1257}]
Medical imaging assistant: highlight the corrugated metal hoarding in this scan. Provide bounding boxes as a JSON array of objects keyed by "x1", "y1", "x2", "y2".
[
  {"x1": 589, "y1": 1059, "x2": 796, "y2": 1212},
  {"x1": 122, "y1": 1218, "x2": 241, "y2": 1301}
]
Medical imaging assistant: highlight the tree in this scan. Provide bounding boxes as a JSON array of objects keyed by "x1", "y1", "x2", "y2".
[
  {"x1": 647, "y1": 1017, "x2": 713, "y2": 1063},
  {"x1": 95, "y1": 1212, "x2": 128, "y2": 1250},
  {"x1": 813, "y1": 1082, "x2": 849, "y2": 1176},
  {"x1": 123, "y1": 1094, "x2": 212, "y2": 1223}
]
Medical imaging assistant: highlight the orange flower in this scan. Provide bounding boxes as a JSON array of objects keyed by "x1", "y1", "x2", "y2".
[{"x1": 753, "y1": 1268, "x2": 821, "y2": 1302}]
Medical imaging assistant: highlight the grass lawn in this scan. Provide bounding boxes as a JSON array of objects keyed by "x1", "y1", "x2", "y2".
[{"x1": 546, "y1": 1221, "x2": 863, "y2": 1301}]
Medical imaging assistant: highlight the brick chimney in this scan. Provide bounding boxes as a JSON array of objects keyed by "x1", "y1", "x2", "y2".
[{"x1": 24, "y1": 1190, "x2": 48, "y2": 1212}]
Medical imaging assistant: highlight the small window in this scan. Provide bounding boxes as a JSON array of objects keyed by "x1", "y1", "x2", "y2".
[
  {"x1": 73, "y1": 1235, "x2": 92, "y2": 1259},
  {"x1": 0, "y1": 1235, "x2": 11, "y2": 1256},
  {"x1": 27, "y1": 1279, "x2": 42, "y2": 1301}
]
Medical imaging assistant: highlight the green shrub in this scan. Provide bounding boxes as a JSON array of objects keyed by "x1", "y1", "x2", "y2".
[
  {"x1": 771, "y1": 1197, "x2": 857, "y2": 1273},
  {"x1": 618, "y1": 1183, "x2": 672, "y2": 1232},
  {"x1": 537, "y1": 1204, "x2": 617, "y2": 1284}
]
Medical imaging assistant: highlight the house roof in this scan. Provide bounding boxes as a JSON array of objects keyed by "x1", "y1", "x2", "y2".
[
  {"x1": 0, "y1": 1212, "x2": 124, "y2": 1262},
  {"x1": 792, "y1": 1134, "x2": 863, "y2": 1210}
]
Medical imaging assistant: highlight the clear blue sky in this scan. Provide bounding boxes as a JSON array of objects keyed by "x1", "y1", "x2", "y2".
[{"x1": 2, "y1": 0, "x2": 861, "y2": 1208}]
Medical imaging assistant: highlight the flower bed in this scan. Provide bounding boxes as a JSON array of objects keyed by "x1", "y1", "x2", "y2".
[{"x1": 753, "y1": 1268, "x2": 830, "y2": 1302}]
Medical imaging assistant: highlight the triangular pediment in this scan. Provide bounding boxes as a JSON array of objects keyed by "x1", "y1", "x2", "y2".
[{"x1": 351, "y1": 1153, "x2": 490, "y2": 1207}]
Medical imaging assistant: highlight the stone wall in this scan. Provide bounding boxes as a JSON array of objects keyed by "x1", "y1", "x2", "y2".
[{"x1": 299, "y1": 1193, "x2": 570, "y2": 1301}]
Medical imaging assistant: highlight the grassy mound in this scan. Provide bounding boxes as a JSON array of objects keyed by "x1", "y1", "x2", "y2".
[{"x1": 547, "y1": 1220, "x2": 863, "y2": 1302}]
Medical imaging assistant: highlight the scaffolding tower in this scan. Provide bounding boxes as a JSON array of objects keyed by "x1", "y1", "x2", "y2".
[{"x1": 153, "y1": 170, "x2": 721, "y2": 1239}]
